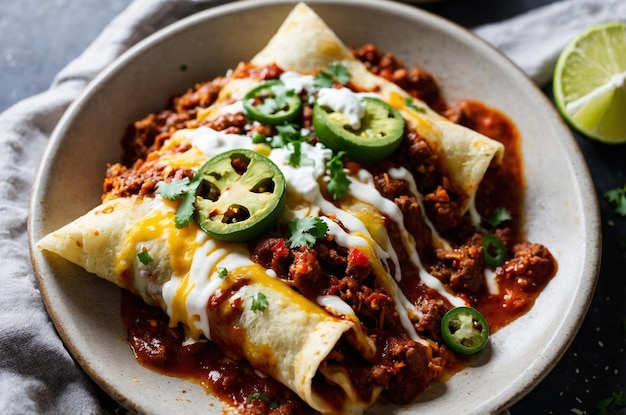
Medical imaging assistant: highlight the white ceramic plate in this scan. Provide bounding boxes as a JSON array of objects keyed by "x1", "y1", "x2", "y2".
[{"x1": 29, "y1": 1, "x2": 600, "y2": 414}]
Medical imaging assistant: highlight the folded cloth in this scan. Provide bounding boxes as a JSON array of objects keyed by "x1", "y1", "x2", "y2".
[
  {"x1": 0, "y1": 0, "x2": 623, "y2": 413},
  {"x1": 474, "y1": 0, "x2": 626, "y2": 86},
  {"x1": 0, "y1": 2, "x2": 225, "y2": 414}
]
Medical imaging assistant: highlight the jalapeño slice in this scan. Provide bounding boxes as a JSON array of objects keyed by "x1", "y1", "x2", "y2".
[
  {"x1": 482, "y1": 234, "x2": 508, "y2": 267},
  {"x1": 313, "y1": 96, "x2": 404, "y2": 162},
  {"x1": 243, "y1": 80, "x2": 302, "y2": 125},
  {"x1": 441, "y1": 306, "x2": 489, "y2": 355},
  {"x1": 194, "y1": 149, "x2": 286, "y2": 243}
]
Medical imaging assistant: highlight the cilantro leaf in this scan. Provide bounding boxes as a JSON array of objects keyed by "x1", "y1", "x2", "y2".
[
  {"x1": 481, "y1": 207, "x2": 512, "y2": 228},
  {"x1": 156, "y1": 177, "x2": 191, "y2": 200},
  {"x1": 273, "y1": 123, "x2": 314, "y2": 167},
  {"x1": 246, "y1": 392, "x2": 279, "y2": 409},
  {"x1": 274, "y1": 123, "x2": 300, "y2": 144},
  {"x1": 217, "y1": 267, "x2": 228, "y2": 279},
  {"x1": 289, "y1": 141, "x2": 315, "y2": 168},
  {"x1": 269, "y1": 133, "x2": 287, "y2": 148},
  {"x1": 328, "y1": 63, "x2": 351, "y2": 85},
  {"x1": 287, "y1": 216, "x2": 329, "y2": 248},
  {"x1": 597, "y1": 390, "x2": 625, "y2": 415},
  {"x1": 174, "y1": 185, "x2": 199, "y2": 228},
  {"x1": 604, "y1": 184, "x2": 626, "y2": 216},
  {"x1": 251, "y1": 292, "x2": 269, "y2": 312},
  {"x1": 326, "y1": 151, "x2": 351, "y2": 199},
  {"x1": 137, "y1": 250, "x2": 153, "y2": 265},
  {"x1": 156, "y1": 176, "x2": 201, "y2": 228},
  {"x1": 313, "y1": 70, "x2": 334, "y2": 89},
  {"x1": 313, "y1": 63, "x2": 351, "y2": 88}
]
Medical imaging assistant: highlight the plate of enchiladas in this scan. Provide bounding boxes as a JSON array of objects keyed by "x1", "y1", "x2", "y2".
[{"x1": 28, "y1": 1, "x2": 600, "y2": 414}]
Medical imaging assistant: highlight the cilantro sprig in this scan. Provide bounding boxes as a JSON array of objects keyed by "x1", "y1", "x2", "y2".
[
  {"x1": 481, "y1": 207, "x2": 512, "y2": 228},
  {"x1": 270, "y1": 123, "x2": 314, "y2": 168},
  {"x1": 314, "y1": 63, "x2": 351, "y2": 88},
  {"x1": 326, "y1": 151, "x2": 351, "y2": 200},
  {"x1": 604, "y1": 184, "x2": 626, "y2": 216},
  {"x1": 597, "y1": 390, "x2": 625, "y2": 415},
  {"x1": 286, "y1": 216, "x2": 329, "y2": 248},
  {"x1": 156, "y1": 176, "x2": 201, "y2": 228}
]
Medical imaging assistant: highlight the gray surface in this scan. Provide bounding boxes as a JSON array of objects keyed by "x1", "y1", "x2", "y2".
[
  {"x1": 2, "y1": 0, "x2": 625, "y2": 414},
  {"x1": 0, "y1": 0, "x2": 130, "y2": 112}
]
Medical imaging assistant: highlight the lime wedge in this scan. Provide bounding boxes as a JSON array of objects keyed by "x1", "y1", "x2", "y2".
[{"x1": 553, "y1": 21, "x2": 626, "y2": 144}]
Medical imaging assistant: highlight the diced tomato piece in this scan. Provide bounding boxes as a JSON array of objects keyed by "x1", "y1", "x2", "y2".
[
  {"x1": 271, "y1": 238, "x2": 290, "y2": 260},
  {"x1": 348, "y1": 248, "x2": 369, "y2": 267}
]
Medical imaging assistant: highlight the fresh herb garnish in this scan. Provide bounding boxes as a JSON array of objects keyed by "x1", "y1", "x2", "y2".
[
  {"x1": 604, "y1": 184, "x2": 626, "y2": 216},
  {"x1": 156, "y1": 177, "x2": 201, "y2": 228},
  {"x1": 597, "y1": 390, "x2": 625, "y2": 415},
  {"x1": 251, "y1": 292, "x2": 269, "y2": 312},
  {"x1": 326, "y1": 151, "x2": 351, "y2": 199},
  {"x1": 137, "y1": 249, "x2": 153, "y2": 265},
  {"x1": 405, "y1": 97, "x2": 426, "y2": 113},
  {"x1": 272, "y1": 123, "x2": 314, "y2": 168},
  {"x1": 314, "y1": 63, "x2": 351, "y2": 88},
  {"x1": 286, "y1": 216, "x2": 329, "y2": 248},
  {"x1": 217, "y1": 267, "x2": 228, "y2": 279},
  {"x1": 156, "y1": 177, "x2": 192, "y2": 200},
  {"x1": 246, "y1": 392, "x2": 279, "y2": 409},
  {"x1": 256, "y1": 83, "x2": 296, "y2": 116},
  {"x1": 481, "y1": 207, "x2": 512, "y2": 228}
]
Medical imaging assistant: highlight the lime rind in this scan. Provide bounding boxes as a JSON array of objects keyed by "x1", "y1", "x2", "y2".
[{"x1": 553, "y1": 21, "x2": 626, "y2": 144}]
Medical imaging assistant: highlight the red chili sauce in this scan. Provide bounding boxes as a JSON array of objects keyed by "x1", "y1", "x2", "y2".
[{"x1": 117, "y1": 44, "x2": 557, "y2": 414}]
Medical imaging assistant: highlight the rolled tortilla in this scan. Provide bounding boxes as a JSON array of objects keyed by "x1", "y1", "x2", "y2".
[
  {"x1": 37, "y1": 195, "x2": 379, "y2": 414},
  {"x1": 252, "y1": 3, "x2": 504, "y2": 215}
]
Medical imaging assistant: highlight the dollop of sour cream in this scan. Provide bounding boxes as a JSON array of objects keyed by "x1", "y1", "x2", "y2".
[
  {"x1": 280, "y1": 71, "x2": 315, "y2": 94},
  {"x1": 317, "y1": 87, "x2": 366, "y2": 130}
]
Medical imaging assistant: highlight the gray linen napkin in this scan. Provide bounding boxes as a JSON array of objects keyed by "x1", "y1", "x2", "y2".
[
  {"x1": 0, "y1": 2, "x2": 220, "y2": 413},
  {"x1": 0, "y1": 0, "x2": 623, "y2": 413},
  {"x1": 474, "y1": 0, "x2": 626, "y2": 86}
]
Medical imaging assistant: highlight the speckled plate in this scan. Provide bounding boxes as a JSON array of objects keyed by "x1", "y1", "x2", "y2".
[{"x1": 28, "y1": 0, "x2": 601, "y2": 413}]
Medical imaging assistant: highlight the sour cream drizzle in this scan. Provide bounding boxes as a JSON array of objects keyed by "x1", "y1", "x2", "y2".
[
  {"x1": 387, "y1": 167, "x2": 452, "y2": 251},
  {"x1": 484, "y1": 268, "x2": 499, "y2": 295},
  {"x1": 351, "y1": 169, "x2": 464, "y2": 307}
]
